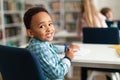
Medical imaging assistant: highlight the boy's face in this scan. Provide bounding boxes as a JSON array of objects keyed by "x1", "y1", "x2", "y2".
[{"x1": 27, "y1": 12, "x2": 55, "y2": 42}]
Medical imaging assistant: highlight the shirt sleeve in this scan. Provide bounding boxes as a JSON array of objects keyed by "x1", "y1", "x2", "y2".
[
  {"x1": 52, "y1": 44, "x2": 65, "y2": 54},
  {"x1": 28, "y1": 43, "x2": 71, "y2": 79}
]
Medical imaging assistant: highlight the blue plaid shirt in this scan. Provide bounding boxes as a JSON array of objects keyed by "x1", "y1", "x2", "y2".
[{"x1": 27, "y1": 38, "x2": 71, "y2": 80}]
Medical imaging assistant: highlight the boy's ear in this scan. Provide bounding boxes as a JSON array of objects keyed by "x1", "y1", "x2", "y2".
[{"x1": 27, "y1": 29, "x2": 34, "y2": 38}]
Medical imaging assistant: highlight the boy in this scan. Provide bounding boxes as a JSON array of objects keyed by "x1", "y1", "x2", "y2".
[{"x1": 23, "y1": 7, "x2": 79, "y2": 80}]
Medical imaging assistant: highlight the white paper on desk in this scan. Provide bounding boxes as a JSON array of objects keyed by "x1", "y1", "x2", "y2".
[{"x1": 74, "y1": 48, "x2": 91, "y2": 56}]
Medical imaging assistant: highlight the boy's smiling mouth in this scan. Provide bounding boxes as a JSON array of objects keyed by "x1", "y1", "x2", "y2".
[{"x1": 46, "y1": 33, "x2": 54, "y2": 38}]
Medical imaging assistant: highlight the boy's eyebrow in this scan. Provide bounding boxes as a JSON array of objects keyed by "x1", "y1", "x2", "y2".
[
  {"x1": 38, "y1": 21, "x2": 53, "y2": 25},
  {"x1": 38, "y1": 22, "x2": 44, "y2": 25}
]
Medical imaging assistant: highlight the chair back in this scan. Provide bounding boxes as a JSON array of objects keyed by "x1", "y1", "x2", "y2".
[
  {"x1": 0, "y1": 45, "x2": 45, "y2": 80},
  {"x1": 83, "y1": 28, "x2": 120, "y2": 44}
]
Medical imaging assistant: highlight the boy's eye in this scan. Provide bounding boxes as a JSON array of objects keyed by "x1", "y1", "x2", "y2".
[
  {"x1": 39, "y1": 25, "x2": 45, "y2": 28},
  {"x1": 49, "y1": 23, "x2": 53, "y2": 26}
]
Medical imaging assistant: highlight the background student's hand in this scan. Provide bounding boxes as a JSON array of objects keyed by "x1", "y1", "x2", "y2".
[{"x1": 65, "y1": 44, "x2": 80, "y2": 60}]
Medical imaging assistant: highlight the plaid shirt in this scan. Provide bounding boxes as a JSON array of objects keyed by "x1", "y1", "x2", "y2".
[{"x1": 27, "y1": 38, "x2": 71, "y2": 80}]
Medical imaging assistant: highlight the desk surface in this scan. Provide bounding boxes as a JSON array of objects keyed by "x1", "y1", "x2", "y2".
[{"x1": 61, "y1": 43, "x2": 120, "y2": 69}]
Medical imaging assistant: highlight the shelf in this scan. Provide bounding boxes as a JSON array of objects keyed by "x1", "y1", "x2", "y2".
[
  {"x1": 4, "y1": 23, "x2": 22, "y2": 28},
  {"x1": 49, "y1": 1, "x2": 61, "y2": 11},
  {"x1": 4, "y1": 0, "x2": 24, "y2": 11},
  {"x1": 0, "y1": 0, "x2": 26, "y2": 47},
  {"x1": 64, "y1": 0, "x2": 80, "y2": 32},
  {"x1": 4, "y1": 10, "x2": 22, "y2": 14},
  {"x1": 48, "y1": 0, "x2": 81, "y2": 32},
  {"x1": 6, "y1": 35, "x2": 21, "y2": 42},
  {"x1": 64, "y1": 1, "x2": 80, "y2": 12},
  {"x1": 0, "y1": 30, "x2": 2, "y2": 40}
]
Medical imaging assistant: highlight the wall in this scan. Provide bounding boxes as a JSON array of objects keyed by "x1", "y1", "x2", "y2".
[{"x1": 94, "y1": 0, "x2": 120, "y2": 20}]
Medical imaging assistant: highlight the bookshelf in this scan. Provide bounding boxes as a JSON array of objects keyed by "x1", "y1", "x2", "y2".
[
  {"x1": 49, "y1": 0, "x2": 81, "y2": 32},
  {"x1": 25, "y1": 0, "x2": 81, "y2": 32},
  {"x1": 0, "y1": 0, "x2": 26, "y2": 47},
  {"x1": 64, "y1": 0, "x2": 80, "y2": 32},
  {"x1": 23, "y1": 0, "x2": 81, "y2": 44},
  {"x1": 49, "y1": 0, "x2": 64, "y2": 32}
]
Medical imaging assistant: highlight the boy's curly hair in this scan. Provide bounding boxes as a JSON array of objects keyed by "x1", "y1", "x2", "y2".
[{"x1": 23, "y1": 7, "x2": 49, "y2": 29}]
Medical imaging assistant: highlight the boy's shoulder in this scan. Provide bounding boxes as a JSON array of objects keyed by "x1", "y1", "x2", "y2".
[{"x1": 29, "y1": 38, "x2": 50, "y2": 46}]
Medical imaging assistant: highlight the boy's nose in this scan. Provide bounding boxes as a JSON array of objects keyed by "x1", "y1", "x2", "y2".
[{"x1": 46, "y1": 27, "x2": 52, "y2": 32}]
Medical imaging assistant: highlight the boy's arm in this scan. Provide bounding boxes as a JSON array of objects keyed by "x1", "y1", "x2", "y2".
[{"x1": 29, "y1": 43, "x2": 71, "y2": 79}]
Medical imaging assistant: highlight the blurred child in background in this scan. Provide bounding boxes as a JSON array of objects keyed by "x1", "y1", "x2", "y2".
[{"x1": 100, "y1": 7, "x2": 113, "y2": 21}]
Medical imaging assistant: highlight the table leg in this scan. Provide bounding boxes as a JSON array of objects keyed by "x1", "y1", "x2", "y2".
[{"x1": 81, "y1": 67, "x2": 88, "y2": 80}]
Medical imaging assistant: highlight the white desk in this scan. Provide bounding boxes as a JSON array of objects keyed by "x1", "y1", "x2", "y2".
[
  {"x1": 59, "y1": 43, "x2": 120, "y2": 80},
  {"x1": 71, "y1": 43, "x2": 120, "y2": 69}
]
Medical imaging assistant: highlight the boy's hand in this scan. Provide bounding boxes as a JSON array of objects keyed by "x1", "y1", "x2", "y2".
[
  {"x1": 65, "y1": 45, "x2": 80, "y2": 60},
  {"x1": 69, "y1": 44, "x2": 80, "y2": 52}
]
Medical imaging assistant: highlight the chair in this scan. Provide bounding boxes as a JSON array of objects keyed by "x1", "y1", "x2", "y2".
[
  {"x1": 0, "y1": 45, "x2": 45, "y2": 80},
  {"x1": 83, "y1": 27, "x2": 120, "y2": 44},
  {"x1": 81, "y1": 27, "x2": 120, "y2": 80}
]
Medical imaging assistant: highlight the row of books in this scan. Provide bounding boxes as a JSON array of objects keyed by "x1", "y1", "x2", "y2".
[
  {"x1": 50, "y1": 1, "x2": 60, "y2": 11},
  {"x1": 50, "y1": 3, "x2": 79, "y2": 22},
  {"x1": 0, "y1": 30, "x2": 2, "y2": 40},
  {"x1": 6, "y1": 41, "x2": 20, "y2": 47},
  {"x1": 0, "y1": 28, "x2": 21, "y2": 46},
  {"x1": 50, "y1": 1, "x2": 80, "y2": 11},
  {"x1": 5, "y1": 27, "x2": 21, "y2": 37},
  {"x1": 0, "y1": 15, "x2": 1, "y2": 25},
  {"x1": 65, "y1": 23, "x2": 77, "y2": 32},
  {"x1": 4, "y1": 1, "x2": 23, "y2": 11},
  {"x1": 52, "y1": 13, "x2": 60, "y2": 22},
  {"x1": 65, "y1": 12, "x2": 79, "y2": 22},
  {"x1": 4, "y1": 14, "x2": 21, "y2": 24},
  {"x1": 65, "y1": 2, "x2": 80, "y2": 11}
]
